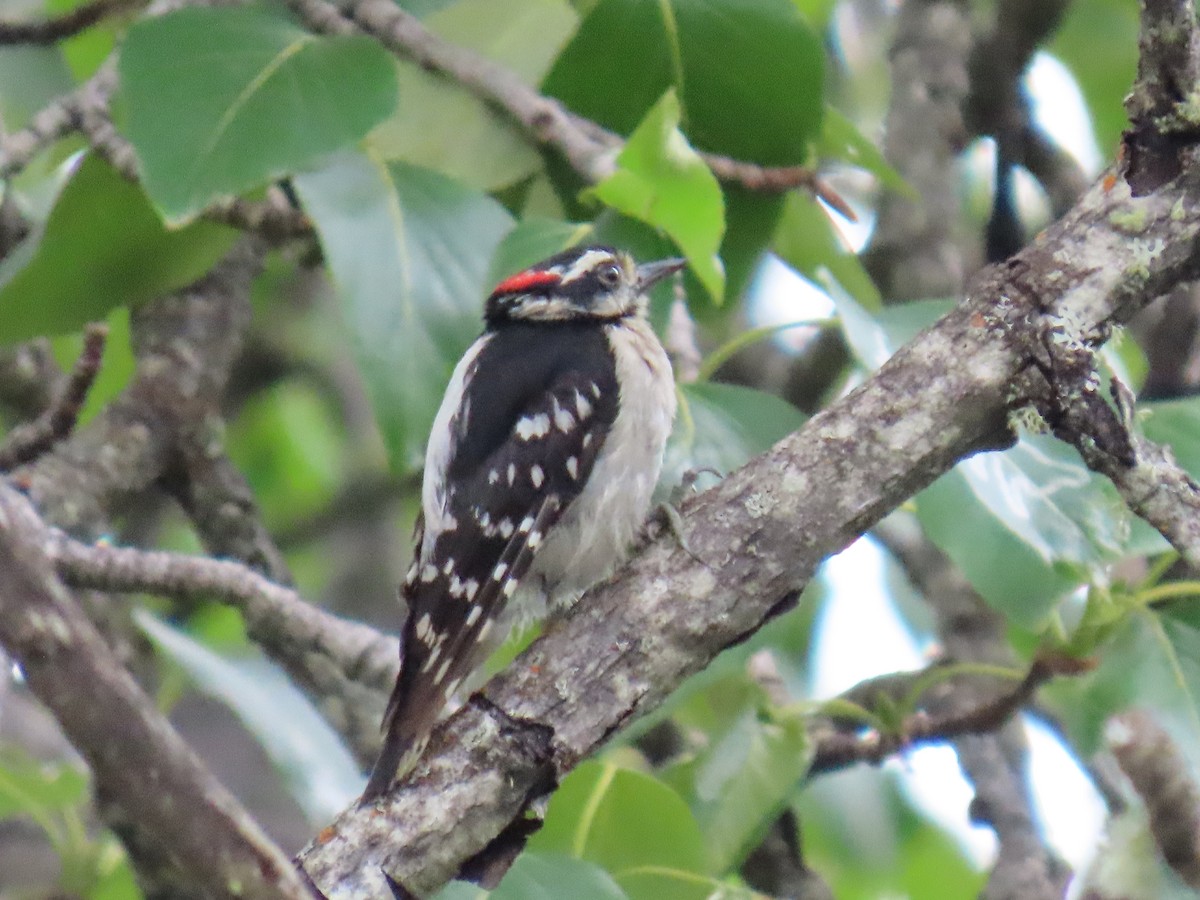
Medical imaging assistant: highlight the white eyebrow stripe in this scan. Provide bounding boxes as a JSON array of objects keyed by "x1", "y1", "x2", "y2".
[{"x1": 559, "y1": 249, "x2": 617, "y2": 284}]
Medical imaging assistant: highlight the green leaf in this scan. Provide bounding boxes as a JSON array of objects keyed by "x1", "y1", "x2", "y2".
[
  {"x1": 135, "y1": 610, "x2": 363, "y2": 821},
  {"x1": 120, "y1": 5, "x2": 398, "y2": 223},
  {"x1": 774, "y1": 192, "x2": 880, "y2": 313},
  {"x1": 1142, "y1": 397, "x2": 1200, "y2": 479},
  {"x1": 818, "y1": 106, "x2": 910, "y2": 194},
  {"x1": 662, "y1": 382, "x2": 806, "y2": 492},
  {"x1": 543, "y1": 0, "x2": 824, "y2": 165},
  {"x1": 0, "y1": 44, "x2": 75, "y2": 131},
  {"x1": 492, "y1": 854, "x2": 628, "y2": 900},
  {"x1": 369, "y1": 0, "x2": 578, "y2": 191},
  {"x1": 0, "y1": 747, "x2": 87, "y2": 819},
  {"x1": 589, "y1": 91, "x2": 725, "y2": 300},
  {"x1": 530, "y1": 762, "x2": 709, "y2": 885},
  {"x1": 486, "y1": 217, "x2": 591, "y2": 289},
  {"x1": 692, "y1": 710, "x2": 812, "y2": 872},
  {"x1": 293, "y1": 151, "x2": 514, "y2": 471},
  {"x1": 916, "y1": 434, "x2": 1160, "y2": 627},
  {"x1": 0, "y1": 154, "x2": 238, "y2": 343},
  {"x1": 1050, "y1": 4, "x2": 1138, "y2": 158},
  {"x1": 1047, "y1": 604, "x2": 1200, "y2": 773}
]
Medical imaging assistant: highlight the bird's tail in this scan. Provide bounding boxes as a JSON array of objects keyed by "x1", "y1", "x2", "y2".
[{"x1": 359, "y1": 674, "x2": 440, "y2": 803}]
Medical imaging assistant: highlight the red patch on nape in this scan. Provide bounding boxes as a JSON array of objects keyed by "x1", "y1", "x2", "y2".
[{"x1": 492, "y1": 269, "x2": 560, "y2": 295}]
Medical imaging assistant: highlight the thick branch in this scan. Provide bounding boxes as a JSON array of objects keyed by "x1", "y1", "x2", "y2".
[
  {"x1": 298, "y1": 159, "x2": 1200, "y2": 894},
  {"x1": 0, "y1": 483, "x2": 313, "y2": 900}
]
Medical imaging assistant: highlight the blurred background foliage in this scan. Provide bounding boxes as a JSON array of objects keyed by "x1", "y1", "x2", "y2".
[{"x1": 2, "y1": 0, "x2": 1199, "y2": 897}]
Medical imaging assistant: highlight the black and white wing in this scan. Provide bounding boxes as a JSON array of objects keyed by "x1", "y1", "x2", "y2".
[{"x1": 362, "y1": 323, "x2": 618, "y2": 800}]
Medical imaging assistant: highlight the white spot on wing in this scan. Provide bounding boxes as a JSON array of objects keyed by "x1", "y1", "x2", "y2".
[
  {"x1": 516, "y1": 413, "x2": 551, "y2": 440},
  {"x1": 566, "y1": 456, "x2": 579, "y2": 480},
  {"x1": 493, "y1": 562, "x2": 508, "y2": 581},
  {"x1": 575, "y1": 390, "x2": 593, "y2": 420},
  {"x1": 531, "y1": 465, "x2": 545, "y2": 488},
  {"x1": 415, "y1": 613, "x2": 432, "y2": 641},
  {"x1": 465, "y1": 605, "x2": 482, "y2": 627}
]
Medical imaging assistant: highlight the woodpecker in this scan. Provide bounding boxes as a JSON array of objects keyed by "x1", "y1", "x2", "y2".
[{"x1": 362, "y1": 245, "x2": 683, "y2": 801}]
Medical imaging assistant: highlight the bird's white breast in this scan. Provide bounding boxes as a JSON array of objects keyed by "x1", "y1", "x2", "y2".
[{"x1": 523, "y1": 316, "x2": 676, "y2": 614}]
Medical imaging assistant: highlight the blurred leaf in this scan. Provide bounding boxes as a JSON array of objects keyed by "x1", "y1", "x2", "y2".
[
  {"x1": 86, "y1": 834, "x2": 143, "y2": 900},
  {"x1": 294, "y1": 151, "x2": 513, "y2": 471},
  {"x1": 818, "y1": 106, "x2": 910, "y2": 194},
  {"x1": 429, "y1": 882, "x2": 486, "y2": 900},
  {"x1": 486, "y1": 217, "x2": 590, "y2": 289},
  {"x1": 917, "y1": 434, "x2": 1162, "y2": 628},
  {"x1": 716, "y1": 187, "x2": 785, "y2": 311},
  {"x1": 370, "y1": 0, "x2": 577, "y2": 191},
  {"x1": 0, "y1": 44, "x2": 75, "y2": 131},
  {"x1": 1050, "y1": 5, "x2": 1137, "y2": 157},
  {"x1": 1142, "y1": 397, "x2": 1200, "y2": 478},
  {"x1": 774, "y1": 192, "x2": 880, "y2": 314},
  {"x1": 692, "y1": 710, "x2": 812, "y2": 872},
  {"x1": 589, "y1": 91, "x2": 725, "y2": 300},
  {"x1": 46, "y1": 0, "x2": 120, "y2": 80},
  {"x1": 791, "y1": 0, "x2": 839, "y2": 30},
  {"x1": 531, "y1": 762, "x2": 709, "y2": 890},
  {"x1": 544, "y1": 0, "x2": 824, "y2": 165},
  {"x1": 135, "y1": 611, "x2": 363, "y2": 822},
  {"x1": 662, "y1": 382, "x2": 806, "y2": 494},
  {"x1": 0, "y1": 154, "x2": 237, "y2": 343},
  {"x1": 0, "y1": 747, "x2": 87, "y2": 818},
  {"x1": 121, "y1": 5, "x2": 398, "y2": 223},
  {"x1": 800, "y1": 772, "x2": 983, "y2": 898},
  {"x1": 227, "y1": 382, "x2": 341, "y2": 530},
  {"x1": 491, "y1": 853, "x2": 628, "y2": 900},
  {"x1": 1048, "y1": 603, "x2": 1200, "y2": 777},
  {"x1": 1100, "y1": 326, "x2": 1147, "y2": 393}
]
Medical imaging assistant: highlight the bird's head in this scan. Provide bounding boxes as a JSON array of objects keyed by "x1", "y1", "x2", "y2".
[{"x1": 484, "y1": 245, "x2": 685, "y2": 326}]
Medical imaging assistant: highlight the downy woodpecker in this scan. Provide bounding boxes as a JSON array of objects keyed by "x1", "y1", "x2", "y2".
[{"x1": 362, "y1": 245, "x2": 682, "y2": 801}]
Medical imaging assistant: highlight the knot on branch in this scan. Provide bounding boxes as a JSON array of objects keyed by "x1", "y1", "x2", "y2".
[{"x1": 1024, "y1": 316, "x2": 1137, "y2": 469}]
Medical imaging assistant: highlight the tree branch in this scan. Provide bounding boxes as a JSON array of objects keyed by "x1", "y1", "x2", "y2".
[
  {"x1": 1107, "y1": 709, "x2": 1200, "y2": 888},
  {"x1": 0, "y1": 482, "x2": 314, "y2": 900},
  {"x1": 0, "y1": 323, "x2": 107, "y2": 472},
  {"x1": 808, "y1": 654, "x2": 1081, "y2": 775}
]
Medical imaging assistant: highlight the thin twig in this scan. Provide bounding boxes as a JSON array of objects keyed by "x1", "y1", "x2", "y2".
[
  {"x1": 0, "y1": 323, "x2": 107, "y2": 472},
  {"x1": 0, "y1": 0, "x2": 145, "y2": 45},
  {"x1": 47, "y1": 527, "x2": 397, "y2": 693},
  {"x1": 808, "y1": 654, "x2": 1084, "y2": 775}
]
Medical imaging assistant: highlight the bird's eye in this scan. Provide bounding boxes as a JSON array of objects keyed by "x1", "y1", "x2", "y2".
[{"x1": 597, "y1": 263, "x2": 622, "y2": 289}]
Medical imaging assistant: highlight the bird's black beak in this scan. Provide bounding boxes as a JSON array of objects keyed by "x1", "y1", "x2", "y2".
[{"x1": 636, "y1": 257, "x2": 687, "y2": 291}]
